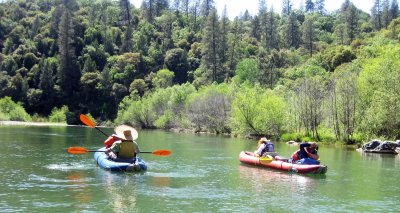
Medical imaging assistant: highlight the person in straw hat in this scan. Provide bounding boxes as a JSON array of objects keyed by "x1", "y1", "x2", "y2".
[
  {"x1": 254, "y1": 137, "x2": 277, "y2": 157},
  {"x1": 105, "y1": 125, "x2": 140, "y2": 162}
]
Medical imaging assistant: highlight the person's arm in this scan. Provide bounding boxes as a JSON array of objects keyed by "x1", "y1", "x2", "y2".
[
  {"x1": 255, "y1": 143, "x2": 266, "y2": 157},
  {"x1": 304, "y1": 148, "x2": 318, "y2": 160},
  {"x1": 299, "y1": 142, "x2": 310, "y2": 151}
]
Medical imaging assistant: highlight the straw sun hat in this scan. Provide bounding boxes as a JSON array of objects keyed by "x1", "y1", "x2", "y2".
[{"x1": 114, "y1": 125, "x2": 138, "y2": 141}]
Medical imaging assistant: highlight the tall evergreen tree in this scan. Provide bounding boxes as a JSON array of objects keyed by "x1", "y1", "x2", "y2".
[
  {"x1": 389, "y1": 0, "x2": 399, "y2": 20},
  {"x1": 181, "y1": 0, "x2": 190, "y2": 20},
  {"x1": 154, "y1": 0, "x2": 169, "y2": 17},
  {"x1": 251, "y1": 15, "x2": 261, "y2": 40},
  {"x1": 315, "y1": 0, "x2": 325, "y2": 14},
  {"x1": 190, "y1": 0, "x2": 201, "y2": 33},
  {"x1": 57, "y1": 1, "x2": 81, "y2": 100},
  {"x1": 371, "y1": 0, "x2": 383, "y2": 30},
  {"x1": 382, "y1": 0, "x2": 390, "y2": 28},
  {"x1": 344, "y1": 3, "x2": 358, "y2": 44},
  {"x1": 285, "y1": 12, "x2": 301, "y2": 48},
  {"x1": 227, "y1": 17, "x2": 243, "y2": 73},
  {"x1": 201, "y1": 0, "x2": 214, "y2": 17},
  {"x1": 282, "y1": 0, "x2": 292, "y2": 16},
  {"x1": 302, "y1": 17, "x2": 315, "y2": 56},
  {"x1": 202, "y1": 9, "x2": 221, "y2": 83},
  {"x1": 258, "y1": 0, "x2": 267, "y2": 48},
  {"x1": 220, "y1": 5, "x2": 229, "y2": 70},
  {"x1": 120, "y1": 0, "x2": 133, "y2": 53},
  {"x1": 266, "y1": 8, "x2": 279, "y2": 50},
  {"x1": 305, "y1": 0, "x2": 314, "y2": 13}
]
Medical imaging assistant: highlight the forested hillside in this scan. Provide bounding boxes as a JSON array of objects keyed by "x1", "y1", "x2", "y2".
[{"x1": 1, "y1": 0, "x2": 400, "y2": 143}]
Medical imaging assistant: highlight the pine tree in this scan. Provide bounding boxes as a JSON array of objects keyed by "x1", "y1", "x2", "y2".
[
  {"x1": 201, "y1": 0, "x2": 214, "y2": 17},
  {"x1": 202, "y1": 9, "x2": 220, "y2": 83},
  {"x1": 282, "y1": 0, "x2": 292, "y2": 16},
  {"x1": 227, "y1": 17, "x2": 243, "y2": 73},
  {"x1": 258, "y1": 0, "x2": 267, "y2": 47},
  {"x1": 389, "y1": 0, "x2": 399, "y2": 20},
  {"x1": 302, "y1": 17, "x2": 315, "y2": 56},
  {"x1": 120, "y1": 0, "x2": 133, "y2": 53},
  {"x1": 344, "y1": 3, "x2": 358, "y2": 44},
  {"x1": 305, "y1": 0, "x2": 314, "y2": 13},
  {"x1": 371, "y1": 0, "x2": 383, "y2": 30},
  {"x1": 315, "y1": 0, "x2": 325, "y2": 14},
  {"x1": 220, "y1": 6, "x2": 229, "y2": 70},
  {"x1": 266, "y1": 8, "x2": 278, "y2": 50},
  {"x1": 285, "y1": 12, "x2": 300, "y2": 48},
  {"x1": 57, "y1": 1, "x2": 81, "y2": 99},
  {"x1": 382, "y1": 0, "x2": 390, "y2": 28}
]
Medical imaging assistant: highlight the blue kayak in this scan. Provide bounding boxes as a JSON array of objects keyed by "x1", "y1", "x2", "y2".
[{"x1": 94, "y1": 147, "x2": 147, "y2": 172}]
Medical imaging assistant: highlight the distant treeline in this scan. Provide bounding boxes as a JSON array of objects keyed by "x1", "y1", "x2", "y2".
[{"x1": 1, "y1": 0, "x2": 400, "y2": 143}]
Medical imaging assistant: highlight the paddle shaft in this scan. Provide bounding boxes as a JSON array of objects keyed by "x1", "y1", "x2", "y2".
[
  {"x1": 95, "y1": 126, "x2": 109, "y2": 137},
  {"x1": 85, "y1": 150, "x2": 154, "y2": 154}
]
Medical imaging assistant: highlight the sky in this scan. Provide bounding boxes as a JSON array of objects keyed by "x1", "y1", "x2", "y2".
[{"x1": 130, "y1": 0, "x2": 382, "y2": 20}]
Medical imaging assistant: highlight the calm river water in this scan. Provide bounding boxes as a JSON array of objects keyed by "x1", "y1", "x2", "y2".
[{"x1": 0, "y1": 125, "x2": 399, "y2": 212}]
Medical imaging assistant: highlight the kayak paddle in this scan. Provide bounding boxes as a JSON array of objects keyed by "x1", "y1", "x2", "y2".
[
  {"x1": 67, "y1": 147, "x2": 171, "y2": 156},
  {"x1": 79, "y1": 114, "x2": 109, "y2": 137}
]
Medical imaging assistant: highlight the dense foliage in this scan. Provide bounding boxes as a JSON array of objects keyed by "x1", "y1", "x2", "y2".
[{"x1": 1, "y1": 0, "x2": 400, "y2": 143}]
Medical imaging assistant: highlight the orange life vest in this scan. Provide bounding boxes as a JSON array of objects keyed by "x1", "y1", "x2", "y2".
[{"x1": 291, "y1": 150, "x2": 300, "y2": 161}]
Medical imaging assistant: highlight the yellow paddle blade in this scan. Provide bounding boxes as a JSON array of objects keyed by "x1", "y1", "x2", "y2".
[
  {"x1": 80, "y1": 114, "x2": 96, "y2": 128},
  {"x1": 67, "y1": 147, "x2": 89, "y2": 154},
  {"x1": 259, "y1": 155, "x2": 273, "y2": 164}
]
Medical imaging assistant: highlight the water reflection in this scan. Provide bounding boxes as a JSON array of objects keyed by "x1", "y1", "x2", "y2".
[
  {"x1": 150, "y1": 175, "x2": 171, "y2": 188},
  {"x1": 238, "y1": 164, "x2": 325, "y2": 198},
  {"x1": 66, "y1": 171, "x2": 93, "y2": 205},
  {"x1": 97, "y1": 170, "x2": 142, "y2": 212}
]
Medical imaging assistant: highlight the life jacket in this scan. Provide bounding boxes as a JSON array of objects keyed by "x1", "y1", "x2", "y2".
[
  {"x1": 264, "y1": 142, "x2": 274, "y2": 152},
  {"x1": 260, "y1": 141, "x2": 274, "y2": 156},
  {"x1": 118, "y1": 141, "x2": 137, "y2": 159},
  {"x1": 104, "y1": 136, "x2": 118, "y2": 148},
  {"x1": 291, "y1": 150, "x2": 300, "y2": 161}
]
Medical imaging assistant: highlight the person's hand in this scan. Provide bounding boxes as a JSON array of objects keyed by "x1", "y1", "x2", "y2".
[{"x1": 108, "y1": 152, "x2": 117, "y2": 160}]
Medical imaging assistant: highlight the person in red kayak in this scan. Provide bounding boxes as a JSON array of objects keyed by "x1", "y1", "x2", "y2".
[
  {"x1": 290, "y1": 142, "x2": 319, "y2": 164},
  {"x1": 104, "y1": 125, "x2": 140, "y2": 162},
  {"x1": 254, "y1": 137, "x2": 277, "y2": 157}
]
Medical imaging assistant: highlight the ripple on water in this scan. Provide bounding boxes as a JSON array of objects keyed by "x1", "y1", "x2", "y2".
[{"x1": 46, "y1": 162, "x2": 92, "y2": 171}]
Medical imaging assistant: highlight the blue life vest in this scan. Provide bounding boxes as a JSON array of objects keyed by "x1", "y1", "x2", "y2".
[{"x1": 262, "y1": 142, "x2": 275, "y2": 153}]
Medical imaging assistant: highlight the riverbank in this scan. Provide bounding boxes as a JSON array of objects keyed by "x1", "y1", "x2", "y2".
[{"x1": 0, "y1": 120, "x2": 70, "y2": 126}]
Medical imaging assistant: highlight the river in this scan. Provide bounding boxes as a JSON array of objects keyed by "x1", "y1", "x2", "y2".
[{"x1": 0, "y1": 125, "x2": 399, "y2": 212}]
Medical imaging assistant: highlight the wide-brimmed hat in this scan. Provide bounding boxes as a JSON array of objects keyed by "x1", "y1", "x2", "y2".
[
  {"x1": 114, "y1": 125, "x2": 138, "y2": 141},
  {"x1": 261, "y1": 137, "x2": 270, "y2": 142}
]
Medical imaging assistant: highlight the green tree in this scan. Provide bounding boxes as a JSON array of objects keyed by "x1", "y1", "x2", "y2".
[
  {"x1": 201, "y1": 9, "x2": 221, "y2": 83},
  {"x1": 329, "y1": 63, "x2": 360, "y2": 143},
  {"x1": 302, "y1": 17, "x2": 316, "y2": 56},
  {"x1": 305, "y1": 0, "x2": 314, "y2": 13},
  {"x1": 282, "y1": 0, "x2": 292, "y2": 16},
  {"x1": 285, "y1": 12, "x2": 301, "y2": 49},
  {"x1": 164, "y1": 48, "x2": 189, "y2": 84},
  {"x1": 230, "y1": 85, "x2": 286, "y2": 136},
  {"x1": 153, "y1": 69, "x2": 175, "y2": 89},
  {"x1": 57, "y1": 2, "x2": 81, "y2": 99},
  {"x1": 234, "y1": 58, "x2": 259, "y2": 84}
]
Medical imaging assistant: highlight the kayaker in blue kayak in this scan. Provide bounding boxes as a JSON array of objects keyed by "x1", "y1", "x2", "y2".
[
  {"x1": 290, "y1": 142, "x2": 319, "y2": 165},
  {"x1": 104, "y1": 125, "x2": 140, "y2": 166}
]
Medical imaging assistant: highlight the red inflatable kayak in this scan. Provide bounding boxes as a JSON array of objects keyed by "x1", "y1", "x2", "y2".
[{"x1": 239, "y1": 151, "x2": 327, "y2": 174}]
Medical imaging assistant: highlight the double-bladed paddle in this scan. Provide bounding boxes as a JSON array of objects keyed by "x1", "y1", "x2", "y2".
[
  {"x1": 67, "y1": 147, "x2": 171, "y2": 156},
  {"x1": 79, "y1": 114, "x2": 109, "y2": 137}
]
